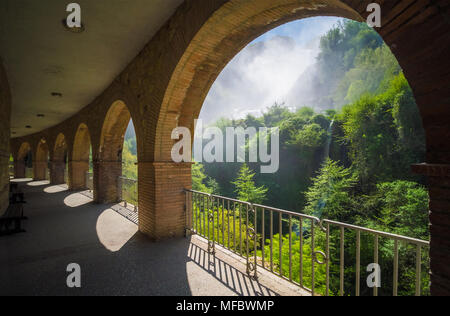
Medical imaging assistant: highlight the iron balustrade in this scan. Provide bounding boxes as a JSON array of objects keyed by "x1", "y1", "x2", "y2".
[
  {"x1": 185, "y1": 189, "x2": 430, "y2": 296},
  {"x1": 64, "y1": 168, "x2": 68, "y2": 184},
  {"x1": 25, "y1": 168, "x2": 33, "y2": 179},
  {"x1": 9, "y1": 163, "x2": 14, "y2": 177},
  {"x1": 85, "y1": 172, "x2": 94, "y2": 191},
  {"x1": 117, "y1": 176, "x2": 138, "y2": 210}
]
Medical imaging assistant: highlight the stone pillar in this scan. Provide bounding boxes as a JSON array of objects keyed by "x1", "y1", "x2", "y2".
[
  {"x1": 33, "y1": 160, "x2": 47, "y2": 180},
  {"x1": 14, "y1": 160, "x2": 25, "y2": 178},
  {"x1": 138, "y1": 162, "x2": 192, "y2": 240},
  {"x1": 50, "y1": 161, "x2": 66, "y2": 184},
  {"x1": 412, "y1": 163, "x2": 450, "y2": 296},
  {"x1": 0, "y1": 150, "x2": 9, "y2": 217},
  {"x1": 93, "y1": 160, "x2": 122, "y2": 204},
  {"x1": 69, "y1": 160, "x2": 89, "y2": 190}
]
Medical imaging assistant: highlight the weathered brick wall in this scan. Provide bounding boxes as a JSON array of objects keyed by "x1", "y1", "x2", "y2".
[
  {"x1": 7, "y1": 0, "x2": 450, "y2": 294},
  {"x1": 0, "y1": 60, "x2": 11, "y2": 216},
  {"x1": 50, "y1": 133, "x2": 67, "y2": 185}
]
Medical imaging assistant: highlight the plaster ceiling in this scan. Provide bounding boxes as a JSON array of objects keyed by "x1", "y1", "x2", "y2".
[{"x1": 0, "y1": 0, "x2": 184, "y2": 138}]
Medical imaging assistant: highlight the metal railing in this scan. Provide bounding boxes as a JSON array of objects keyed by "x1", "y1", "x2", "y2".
[
  {"x1": 118, "y1": 176, "x2": 138, "y2": 209},
  {"x1": 185, "y1": 190, "x2": 430, "y2": 296},
  {"x1": 25, "y1": 167, "x2": 33, "y2": 179},
  {"x1": 85, "y1": 172, "x2": 93, "y2": 191},
  {"x1": 64, "y1": 168, "x2": 68, "y2": 184}
]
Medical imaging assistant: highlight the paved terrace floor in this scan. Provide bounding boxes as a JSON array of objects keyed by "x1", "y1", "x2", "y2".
[{"x1": 0, "y1": 179, "x2": 308, "y2": 296}]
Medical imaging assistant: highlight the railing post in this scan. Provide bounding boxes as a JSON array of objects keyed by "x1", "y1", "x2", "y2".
[
  {"x1": 416, "y1": 245, "x2": 422, "y2": 296},
  {"x1": 207, "y1": 195, "x2": 215, "y2": 255},
  {"x1": 374, "y1": 235, "x2": 379, "y2": 297},
  {"x1": 325, "y1": 222, "x2": 330, "y2": 296},
  {"x1": 356, "y1": 230, "x2": 361, "y2": 297},
  {"x1": 393, "y1": 240, "x2": 399, "y2": 296},
  {"x1": 246, "y1": 203, "x2": 257, "y2": 280},
  {"x1": 311, "y1": 220, "x2": 315, "y2": 296},
  {"x1": 340, "y1": 226, "x2": 345, "y2": 296},
  {"x1": 185, "y1": 190, "x2": 192, "y2": 237},
  {"x1": 117, "y1": 176, "x2": 123, "y2": 204}
]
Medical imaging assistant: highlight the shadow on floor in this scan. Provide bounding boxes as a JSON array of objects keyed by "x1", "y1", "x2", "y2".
[{"x1": 0, "y1": 179, "x2": 295, "y2": 296}]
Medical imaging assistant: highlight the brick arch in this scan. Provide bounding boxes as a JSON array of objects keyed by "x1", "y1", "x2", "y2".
[
  {"x1": 53, "y1": 133, "x2": 67, "y2": 161},
  {"x1": 148, "y1": 0, "x2": 450, "y2": 293},
  {"x1": 99, "y1": 100, "x2": 132, "y2": 162},
  {"x1": 95, "y1": 100, "x2": 134, "y2": 203},
  {"x1": 154, "y1": 0, "x2": 362, "y2": 161},
  {"x1": 15, "y1": 142, "x2": 32, "y2": 178},
  {"x1": 34, "y1": 138, "x2": 49, "y2": 181},
  {"x1": 17, "y1": 142, "x2": 31, "y2": 161},
  {"x1": 70, "y1": 123, "x2": 92, "y2": 191},
  {"x1": 50, "y1": 133, "x2": 67, "y2": 184}
]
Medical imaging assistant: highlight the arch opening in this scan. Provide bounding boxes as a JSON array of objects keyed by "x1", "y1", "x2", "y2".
[
  {"x1": 97, "y1": 100, "x2": 136, "y2": 205},
  {"x1": 71, "y1": 123, "x2": 92, "y2": 191},
  {"x1": 16, "y1": 142, "x2": 32, "y2": 179},
  {"x1": 52, "y1": 133, "x2": 68, "y2": 185},
  {"x1": 34, "y1": 139, "x2": 49, "y2": 181},
  {"x1": 156, "y1": 1, "x2": 433, "y2": 296}
]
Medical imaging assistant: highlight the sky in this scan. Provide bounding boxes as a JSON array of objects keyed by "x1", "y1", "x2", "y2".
[{"x1": 198, "y1": 16, "x2": 343, "y2": 124}]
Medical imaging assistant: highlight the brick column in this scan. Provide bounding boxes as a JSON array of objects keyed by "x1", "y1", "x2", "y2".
[
  {"x1": 33, "y1": 160, "x2": 47, "y2": 180},
  {"x1": 14, "y1": 160, "x2": 25, "y2": 178},
  {"x1": 50, "y1": 161, "x2": 66, "y2": 184},
  {"x1": 93, "y1": 160, "x2": 122, "y2": 204},
  {"x1": 0, "y1": 150, "x2": 9, "y2": 216},
  {"x1": 412, "y1": 163, "x2": 450, "y2": 296},
  {"x1": 138, "y1": 162, "x2": 192, "y2": 240},
  {"x1": 69, "y1": 160, "x2": 89, "y2": 190}
]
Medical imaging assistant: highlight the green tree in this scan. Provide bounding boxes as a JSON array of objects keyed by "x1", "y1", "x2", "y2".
[
  {"x1": 232, "y1": 164, "x2": 267, "y2": 204},
  {"x1": 375, "y1": 180, "x2": 429, "y2": 239},
  {"x1": 122, "y1": 140, "x2": 137, "y2": 179},
  {"x1": 305, "y1": 159, "x2": 357, "y2": 221},
  {"x1": 192, "y1": 163, "x2": 218, "y2": 194}
]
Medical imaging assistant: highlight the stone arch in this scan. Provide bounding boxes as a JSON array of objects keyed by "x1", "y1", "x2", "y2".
[
  {"x1": 15, "y1": 142, "x2": 32, "y2": 178},
  {"x1": 51, "y1": 133, "x2": 68, "y2": 184},
  {"x1": 144, "y1": 0, "x2": 449, "y2": 264},
  {"x1": 95, "y1": 100, "x2": 133, "y2": 203},
  {"x1": 154, "y1": 0, "x2": 363, "y2": 161},
  {"x1": 34, "y1": 139, "x2": 49, "y2": 180},
  {"x1": 143, "y1": 0, "x2": 366, "y2": 239},
  {"x1": 70, "y1": 123, "x2": 92, "y2": 191}
]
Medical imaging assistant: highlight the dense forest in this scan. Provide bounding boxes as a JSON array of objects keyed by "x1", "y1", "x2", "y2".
[{"x1": 122, "y1": 20, "x2": 429, "y2": 295}]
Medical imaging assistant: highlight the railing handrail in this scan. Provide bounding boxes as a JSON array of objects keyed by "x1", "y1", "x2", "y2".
[
  {"x1": 185, "y1": 189, "x2": 430, "y2": 296},
  {"x1": 185, "y1": 189, "x2": 429, "y2": 247},
  {"x1": 322, "y1": 219, "x2": 429, "y2": 247},
  {"x1": 118, "y1": 176, "x2": 137, "y2": 182}
]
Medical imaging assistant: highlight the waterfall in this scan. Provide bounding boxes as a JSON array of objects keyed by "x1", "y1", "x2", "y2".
[
  {"x1": 323, "y1": 120, "x2": 334, "y2": 161},
  {"x1": 311, "y1": 120, "x2": 335, "y2": 220}
]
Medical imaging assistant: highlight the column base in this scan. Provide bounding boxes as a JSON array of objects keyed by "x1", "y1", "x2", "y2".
[{"x1": 138, "y1": 162, "x2": 192, "y2": 240}]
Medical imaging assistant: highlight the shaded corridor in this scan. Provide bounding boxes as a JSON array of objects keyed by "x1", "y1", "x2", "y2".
[{"x1": 0, "y1": 180, "x2": 306, "y2": 296}]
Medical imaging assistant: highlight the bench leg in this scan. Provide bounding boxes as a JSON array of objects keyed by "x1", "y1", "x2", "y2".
[{"x1": 13, "y1": 219, "x2": 26, "y2": 234}]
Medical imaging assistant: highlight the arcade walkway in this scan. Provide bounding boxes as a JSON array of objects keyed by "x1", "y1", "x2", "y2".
[{"x1": 0, "y1": 179, "x2": 307, "y2": 296}]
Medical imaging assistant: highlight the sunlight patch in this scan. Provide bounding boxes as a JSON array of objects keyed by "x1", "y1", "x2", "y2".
[
  {"x1": 96, "y1": 209, "x2": 138, "y2": 252},
  {"x1": 64, "y1": 192, "x2": 92, "y2": 207},
  {"x1": 27, "y1": 180, "x2": 50, "y2": 187},
  {"x1": 11, "y1": 178, "x2": 33, "y2": 183},
  {"x1": 44, "y1": 185, "x2": 68, "y2": 194}
]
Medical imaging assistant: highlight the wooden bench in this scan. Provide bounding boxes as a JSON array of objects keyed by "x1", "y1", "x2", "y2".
[{"x1": 0, "y1": 200, "x2": 27, "y2": 237}]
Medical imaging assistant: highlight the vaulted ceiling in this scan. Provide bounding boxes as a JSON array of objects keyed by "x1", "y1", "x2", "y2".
[{"x1": 0, "y1": 0, "x2": 183, "y2": 137}]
